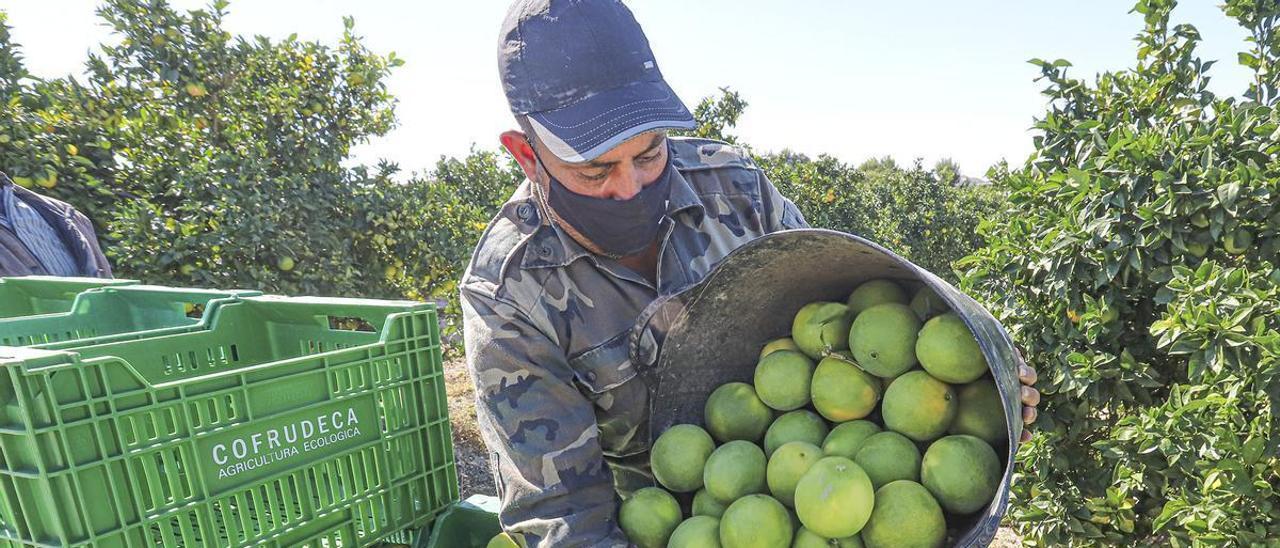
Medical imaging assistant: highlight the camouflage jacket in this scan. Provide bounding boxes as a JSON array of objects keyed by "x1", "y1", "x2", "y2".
[{"x1": 460, "y1": 137, "x2": 808, "y2": 547}]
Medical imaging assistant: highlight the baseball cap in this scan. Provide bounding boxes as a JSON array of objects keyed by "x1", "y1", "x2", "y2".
[{"x1": 498, "y1": 0, "x2": 696, "y2": 162}]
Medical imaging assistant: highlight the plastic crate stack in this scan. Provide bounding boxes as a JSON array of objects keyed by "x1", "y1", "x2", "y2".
[
  {"x1": 0, "y1": 277, "x2": 458, "y2": 547},
  {"x1": 0, "y1": 277, "x2": 138, "y2": 320}
]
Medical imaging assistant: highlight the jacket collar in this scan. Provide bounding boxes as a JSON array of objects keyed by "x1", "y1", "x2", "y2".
[{"x1": 0, "y1": 172, "x2": 97, "y2": 276}]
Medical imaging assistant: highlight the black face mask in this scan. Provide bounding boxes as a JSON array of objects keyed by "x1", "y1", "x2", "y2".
[{"x1": 537, "y1": 144, "x2": 674, "y2": 258}]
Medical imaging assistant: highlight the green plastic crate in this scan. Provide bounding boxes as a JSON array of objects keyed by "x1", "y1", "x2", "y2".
[
  {"x1": 419, "y1": 495, "x2": 502, "y2": 548},
  {"x1": 0, "y1": 286, "x2": 261, "y2": 348},
  {"x1": 0, "y1": 277, "x2": 137, "y2": 320},
  {"x1": 0, "y1": 295, "x2": 457, "y2": 547}
]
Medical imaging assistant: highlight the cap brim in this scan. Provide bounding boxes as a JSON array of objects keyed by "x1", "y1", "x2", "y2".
[{"x1": 526, "y1": 79, "x2": 696, "y2": 163}]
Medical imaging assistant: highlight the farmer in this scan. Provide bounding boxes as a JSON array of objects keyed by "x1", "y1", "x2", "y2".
[
  {"x1": 0, "y1": 170, "x2": 112, "y2": 278},
  {"x1": 460, "y1": 1, "x2": 1041, "y2": 545}
]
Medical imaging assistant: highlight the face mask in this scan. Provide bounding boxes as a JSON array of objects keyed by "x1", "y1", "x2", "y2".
[{"x1": 536, "y1": 144, "x2": 674, "y2": 258}]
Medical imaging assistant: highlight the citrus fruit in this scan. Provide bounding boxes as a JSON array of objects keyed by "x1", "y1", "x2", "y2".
[
  {"x1": 705, "y1": 382, "x2": 775, "y2": 444},
  {"x1": 1225, "y1": 227, "x2": 1254, "y2": 255},
  {"x1": 916, "y1": 312, "x2": 987, "y2": 384},
  {"x1": 668, "y1": 515, "x2": 722, "y2": 548},
  {"x1": 719, "y1": 494, "x2": 793, "y2": 548},
  {"x1": 652, "y1": 424, "x2": 716, "y2": 492},
  {"x1": 852, "y1": 431, "x2": 922, "y2": 489},
  {"x1": 693, "y1": 488, "x2": 728, "y2": 518},
  {"x1": 485, "y1": 532, "x2": 521, "y2": 548},
  {"x1": 619, "y1": 487, "x2": 682, "y2": 548},
  {"x1": 766, "y1": 441, "x2": 823, "y2": 508},
  {"x1": 909, "y1": 286, "x2": 948, "y2": 321},
  {"x1": 822, "y1": 420, "x2": 882, "y2": 459},
  {"x1": 704, "y1": 440, "x2": 768, "y2": 503},
  {"x1": 35, "y1": 173, "x2": 57, "y2": 189},
  {"x1": 793, "y1": 527, "x2": 863, "y2": 548},
  {"x1": 846, "y1": 279, "x2": 908, "y2": 316},
  {"x1": 760, "y1": 337, "x2": 800, "y2": 359},
  {"x1": 1186, "y1": 238, "x2": 1210, "y2": 257},
  {"x1": 763, "y1": 410, "x2": 829, "y2": 456},
  {"x1": 792, "y1": 302, "x2": 854, "y2": 359},
  {"x1": 849, "y1": 303, "x2": 921, "y2": 378},
  {"x1": 881, "y1": 371, "x2": 957, "y2": 442},
  {"x1": 810, "y1": 356, "x2": 880, "y2": 422},
  {"x1": 948, "y1": 378, "x2": 1005, "y2": 445},
  {"x1": 860, "y1": 480, "x2": 946, "y2": 548},
  {"x1": 755, "y1": 350, "x2": 816, "y2": 411},
  {"x1": 921, "y1": 434, "x2": 1001, "y2": 515},
  {"x1": 794, "y1": 456, "x2": 875, "y2": 538}
]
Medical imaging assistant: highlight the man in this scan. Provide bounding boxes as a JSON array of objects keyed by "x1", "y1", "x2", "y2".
[
  {"x1": 461, "y1": 1, "x2": 1040, "y2": 545},
  {"x1": 0, "y1": 171, "x2": 112, "y2": 278}
]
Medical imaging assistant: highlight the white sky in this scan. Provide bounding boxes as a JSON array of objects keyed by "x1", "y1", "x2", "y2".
[{"x1": 1, "y1": 1, "x2": 1256, "y2": 179}]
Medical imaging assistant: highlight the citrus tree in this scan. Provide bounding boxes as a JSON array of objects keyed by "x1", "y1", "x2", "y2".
[
  {"x1": 372, "y1": 150, "x2": 524, "y2": 341},
  {"x1": 94, "y1": 0, "x2": 403, "y2": 296},
  {"x1": 0, "y1": 1, "x2": 405, "y2": 297},
  {"x1": 0, "y1": 11, "x2": 24, "y2": 99},
  {"x1": 687, "y1": 89, "x2": 1005, "y2": 280},
  {"x1": 758, "y1": 150, "x2": 1002, "y2": 280},
  {"x1": 960, "y1": 0, "x2": 1280, "y2": 544},
  {"x1": 1, "y1": 2, "x2": 1000, "y2": 337}
]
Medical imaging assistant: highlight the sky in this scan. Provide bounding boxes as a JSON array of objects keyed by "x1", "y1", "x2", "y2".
[{"x1": 1, "y1": 1, "x2": 1257, "y2": 179}]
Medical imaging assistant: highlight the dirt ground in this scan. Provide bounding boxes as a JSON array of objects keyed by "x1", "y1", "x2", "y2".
[
  {"x1": 443, "y1": 355, "x2": 1022, "y2": 547},
  {"x1": 444, "y1": 354, "x2": 497, "y2": 498}
]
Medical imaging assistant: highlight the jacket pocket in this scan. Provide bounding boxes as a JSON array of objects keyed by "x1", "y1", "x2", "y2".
[
  {"x1": 568, "y1": 330, "x2": 637, "y2": 394},
  {"x1": 568, "y1": 329, "x2": 649, "y2": 458}
]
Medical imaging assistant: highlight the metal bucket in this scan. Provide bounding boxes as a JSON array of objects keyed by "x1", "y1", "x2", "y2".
[{"x1": 631, "y1": 228, "x2": 1023, "y2": 547}]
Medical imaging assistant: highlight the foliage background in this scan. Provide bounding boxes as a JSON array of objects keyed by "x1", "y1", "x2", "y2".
[
  {"x1": 5, "y1": 1, "x2": 1277, "y2": 544},
  {"x1": 0, "y1": 0, "x2": 997, "y2": 337},
  {"x1": 958, "y1": 0, "x2": 1280, "y2": 544}
]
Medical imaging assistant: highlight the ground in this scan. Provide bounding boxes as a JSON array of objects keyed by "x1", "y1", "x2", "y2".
[
  {"x1": 443, "y1": 355, "x2": 1022, "y2": 547},
  {"x1": 444, "y1": 353, "x2": 496, "y2": 498}
]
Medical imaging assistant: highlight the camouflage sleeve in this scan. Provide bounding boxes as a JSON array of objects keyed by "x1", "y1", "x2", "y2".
[
  {"x1": 758, "y1": 169, "x2": 809, "y2": 231},
  {"x1": 460, "y1": 285, "x2": 632, "y2": 548}
]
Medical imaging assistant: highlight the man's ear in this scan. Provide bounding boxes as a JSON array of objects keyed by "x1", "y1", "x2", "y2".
[{"x1": 500, "y1": 130, "x2": 539, "y2": 182}]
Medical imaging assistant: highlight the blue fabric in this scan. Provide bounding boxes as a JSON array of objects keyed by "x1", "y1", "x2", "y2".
[
  {"x1": 0, "y1": 183, "x2": 9, "y2": 230},
  {"x1": 526, "y1": 80, "x2": 695, "y2": 163},
  {"x1": 497, "y1": 0, "x2": 695, "y2": 162},
  {"x1": 0, "y1": 185, "x2": 81, "y2": 276}
]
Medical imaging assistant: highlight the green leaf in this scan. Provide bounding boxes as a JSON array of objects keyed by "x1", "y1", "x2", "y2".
[
  {"x1": 1241, "y1": 437, "x2": 1265, "y2": 465},
  {"x1": 1154, "y1": 500, "x2": 1187, "y2": 531}
]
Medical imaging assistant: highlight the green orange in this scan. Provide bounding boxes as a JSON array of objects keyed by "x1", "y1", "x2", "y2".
[
  {"x1": 652, "y1": 424, "x2": 716, "y2": 492},
  {"x1": 849, "y1": 303, "x2": 921, "y2": 378},
  {"x1": 755, "y1": 350, "x2": 816, "y2": 411},
  {"x1": 846, "y1": 279, "x2": 908, "y2": 315},
  {"x1": 794, "y1": 457, "x2": 875, "y2": 539},
  {"x1": 881, "y1": 371, "x2": 957, "y2": 442},
  {"x1": 810, "y1": 356, "x2": 879, "y2": 422},
  {"x1": 705, "y1": 382, "x2": 774, "y2": 444},
  {"x1": 619, "y1": 487, "x2": 682, "y2": 548}
]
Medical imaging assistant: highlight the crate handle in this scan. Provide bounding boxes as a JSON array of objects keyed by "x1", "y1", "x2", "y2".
[
  {"x1": 327, "y1": 315, "x2": 376, "y2": 332},
  {"x1": 72, "y1": 286, "x2": 260, "y2": 315},
  {"x1": 242, "y1": 296, "x2": 430, "y2": 337}
]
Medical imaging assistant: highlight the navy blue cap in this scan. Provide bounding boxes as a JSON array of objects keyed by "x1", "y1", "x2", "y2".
[{"x1": 498, "y1": 0, "x2": 696, "y2": 162}]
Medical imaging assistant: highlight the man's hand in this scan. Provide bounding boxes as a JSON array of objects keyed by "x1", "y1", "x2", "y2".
[{"x1": 1016, "y1": 347, "x2": 1040, "y2": 443}]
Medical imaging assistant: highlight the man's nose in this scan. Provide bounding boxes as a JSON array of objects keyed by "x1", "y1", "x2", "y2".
[{"x1": 600, "y1": 163, "x2": 645, "y2": 200}]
